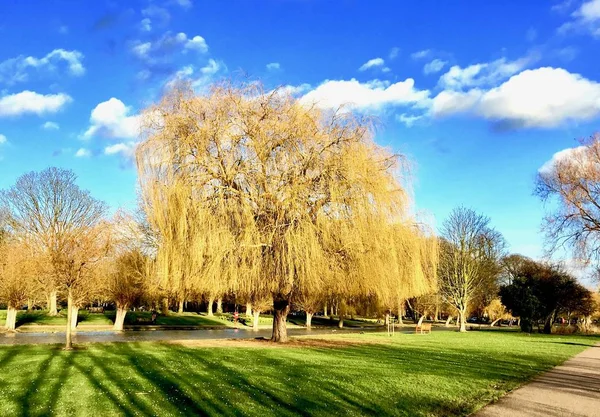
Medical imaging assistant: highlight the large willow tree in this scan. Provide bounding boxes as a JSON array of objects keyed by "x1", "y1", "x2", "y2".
[{"x1": 137, "y1": 83, "x2": 436, "y2": 342}]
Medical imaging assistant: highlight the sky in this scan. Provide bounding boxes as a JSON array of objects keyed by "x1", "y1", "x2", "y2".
[{"x1": 0, "y1": 0, "x2": 599, "y2": 278}]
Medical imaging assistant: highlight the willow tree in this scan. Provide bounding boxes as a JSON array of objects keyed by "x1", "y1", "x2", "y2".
[{"x1": 137, "y1": 82, "x2": 437, "y2": 342}]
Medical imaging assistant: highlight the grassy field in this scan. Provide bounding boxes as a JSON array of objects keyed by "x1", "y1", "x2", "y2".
[
  {"x1": 1, "y1": 309, "x2": 381, "y2": 330},
  {"x1": 0, "y1": 330, "x2": 597, "y2": 416},
  {"x1": 0, "y1": 310, "x2": 113, "y2": 327}
]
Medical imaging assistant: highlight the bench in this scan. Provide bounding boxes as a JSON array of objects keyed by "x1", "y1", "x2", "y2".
[
  {"x1": 88, "y1": 307, "x2": 104, "y2": 313},
  {"x1": 415, "y1": 323, "x2": 432, "y2": 334},
  {"x1": 136, "y1": 317, "x2": 156, "y2": 324}
]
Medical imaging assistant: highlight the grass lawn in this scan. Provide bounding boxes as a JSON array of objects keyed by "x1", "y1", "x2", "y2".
[
  {"x1": 0, "y1": 310, "x2": 114, "y2": 327},
  {"x1": 287, "y1": 315, "x2": 383, "y2": 328},
  {"x1": 118, "y1": 311, "x2": 231, "y2": 327},
  {"x1": 0, "y1": 330, "x2": 597, "y2": 416}
]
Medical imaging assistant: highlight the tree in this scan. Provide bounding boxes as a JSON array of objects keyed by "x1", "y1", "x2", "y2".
[
  {"x1": 500, "y1": 254, "x2": 532, "y2": 286},
  {"x1": 101, "y1": 212, "x2": 151, "y2": 331},
  {"x1": 536, "y1": 133, "x2": 600, "y2": 266},
  {"x1": 438, "y1": 207, "x2": 506, "y2": 332},
  {"x1": 105, "y1": 249, "x2": 148, "y2": 330},
  {"x1": 0, "y1": 238, "x2": 35, "y2": 330},
  {"x1": 137, "y1": 82, "x2": 437, "y2": 342},
  {"x1": 294, "y1": 291, "x2": 324, "y2": 329},
  {"x1": 1, "y1": 168, "x2": 107, "y2": 349},
  {"x1": 499, "y1": 260, "x2": 593, "y2": 333}
]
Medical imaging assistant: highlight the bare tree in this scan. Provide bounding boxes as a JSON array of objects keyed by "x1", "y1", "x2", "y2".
[
  {"x1": 1, "y1": 168, "x2": 107, "y2": 349},
  {"x1": 438, "y1": 207, "x2": 506, "y2": 332},
  {"x1": 536, "y1": 134, "x2": 600, "y2": 266},
  {"x1": 137, "y1": 82, "x2": 437, "y2": 342}
]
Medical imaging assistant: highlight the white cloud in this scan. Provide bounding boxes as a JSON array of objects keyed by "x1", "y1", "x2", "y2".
[
  {"x1": 83, "y1": 98, "x2": 140, "y2": 139},
  {"x1": 75, "y1": 148, "x2": 91, "y2": 158},
  {"x1": 358, "y1": 57, "x2": 385, "y2": 71},
  {"x1": 396, "y1": 113, "x2": 424, "y2": 127},
  {"x1": 201, "y1": 59, "x2": 220, "y2": 75},
  {"x1": 431, "y1": 67, "x2": 600, "y2": 128},
  {"x1": 0, "y1": 49, "x2": 85, "y2": 85},
  {"x1": 173, "y1": 0, "x2": 192, "y2": 8},
  {"x1": 131, "y1": 32, "x2": 208, "y2": 65},
  {"x1": 266, "y1": 62, "x2": 281, "y2": 71},
  {"x1": 559, "y1": 0, "x2": 600, "y2": 37},
  {"x1": 140, "y1": 18, "x2": 152, "y2": 32},
  {"x1": 141, "y1": 5, "x2": 170, "y2": 24},
  {"x1": 411, "y1": 49, "x2": 431, "y2": 60},
  {"x1": 301, "y1": 78, "x2": 430, "y2": 111},
  {"x1": 132, "y1": 42, "x2": 152, "y2": 60},
  {"x1": 389, "y1": 47, "x2": 400, "y2": 60},
  {"x1": 104, "y1": 142, "x2": 137, "y2": 158},
  {"x1": 538, "y1": 145, "x2": 587, "y2": 174},
  {"x1": 165, "y1": 60, "x2": 225, "y2": 90},
  {"x1": 0, "y1": 91, "x2": 72, "y2": 117},
  {"x1": 184, "y1": 35, "x2": 208, "y2": 53},
  {"x1": 438, "y1": 56, "x2": 534, "y2": 90},
  {"x1": 0, "y1": 134, "x2": 6, "y2": 144},
  {"x1": 279, "y1": 83, "x2": 312, "y2": 96},
  {"x1": 423, "y1": 59, "x2": 447, "y2": 75},
  {"x1": 42, "y1": 121, "x2": 60, "y2": 130},
  {"x1": 552, "y1": 0, "x2": 575, "y2": 13}
]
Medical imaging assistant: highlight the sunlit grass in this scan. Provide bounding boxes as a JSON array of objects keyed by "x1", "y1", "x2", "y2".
[{"x1": 0, "y1": 330, "x2": 596, "y2": 416}]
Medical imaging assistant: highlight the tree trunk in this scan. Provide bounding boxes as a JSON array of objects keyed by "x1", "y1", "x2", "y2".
[
  {"x1": 178, "y1": 299, "x2": 184, "y2": 314},
  {"x1": 5, "y1": 305, "x2": 17, "y2": 331},
  {"x1": 490, "y1": 318, "x2": 501, "y2": 327},
  {"x1": 306, "y1": 312, "x2": 313, "y2": 329},
  {"x1": 384, "y1": 312, "x2": 390, "y2": 326},
  {"x1": 27, "y1": 299, "x2": 33, "y2": 311},
  {"x1": 252, "y1": 310, "x2": 260, "y2": 331},
  {"x1": 246, "y1": 303, "x2": 252, "y2": 317},
  {"x1": 113, "y1": 305, "x2": 128, "y2": 331},
  {"x1": 338, "y1": 315, "x2": 344, "y2": 329},
  {"x1": 397, "y1": 300, "x2": 404, "y2": 325},
  {"x1": 582, "y1": 315, "x2": 592, "y2": 332},
  {"x1": 458, "y1": 309, "x2": 467, "y2": 332},
  {"x1": 65, "y1": 288, "x2": 73, "y2": 350},
  {"x1": 207, "y1": 297, "x2": 214, "y2": 316},
  {"x1": 445, "y1": 316, "x2": 452, "y2": 327},
  {"x1": 543, "y1": 312, "x2": 555, "y2": 334},
  {"x1": 520, "y1": 318, "x2": 532, "y2": 333},
  {"x1": 216, "y1": 298, "x2": 223, "y2": 314},
  {"x1": 324, "y1": 304, "x2": 328, "y2": 318},
  {"x1": 70, "y1": 306, "x2": 79, "y2": 330},
  {"x1": 161, "y1": 297, "x2": 169, "y2": 315},
  {"x1": 49, "y1": 290, "x2": 58, "y2": 316},
  {"x1": 271, "y1": 295, "x2": 290, "y2": 342}
]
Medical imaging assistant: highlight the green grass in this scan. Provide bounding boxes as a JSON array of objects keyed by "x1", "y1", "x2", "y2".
[
  {"x1": 117, "y1": 311, "x2": 231, "y2": 327},
  {"x1": 0, "y1": 330, "x2": 597, "y2": 416},
  {"x1": 0, "y1": 310, "x2": 114, "y2": 327},
  {"x1": 288, "y1": 315, "x2": 383, "y2": 328}
]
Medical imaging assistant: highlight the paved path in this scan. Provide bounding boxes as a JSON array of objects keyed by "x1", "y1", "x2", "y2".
[{"x1": 473, "y1": 344, "x2": 600, "y2": 417}]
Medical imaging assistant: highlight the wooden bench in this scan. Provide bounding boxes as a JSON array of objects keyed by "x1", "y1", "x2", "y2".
[{"x1": 415, "y1": 323, "x2": 432, "y2": 334}]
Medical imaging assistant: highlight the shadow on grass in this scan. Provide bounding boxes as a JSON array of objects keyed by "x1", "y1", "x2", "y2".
[{"x1": 1, "y1": 332, "x2": 597, "y2": 416}]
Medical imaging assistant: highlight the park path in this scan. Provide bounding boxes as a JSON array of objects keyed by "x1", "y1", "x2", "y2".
[{"x1": 473, "y1": 343, "x2": 600, "y2": 417}]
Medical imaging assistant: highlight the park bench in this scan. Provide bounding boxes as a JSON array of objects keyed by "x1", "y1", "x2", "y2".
[
  {"x1": 415, "y1": 322, "x2": 432, "y2": 334},
  {"x1": 136, "y1": 316, "x2": 156, "y2": 324}
]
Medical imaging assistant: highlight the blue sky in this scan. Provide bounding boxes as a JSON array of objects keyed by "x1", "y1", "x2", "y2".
[{"x1": 1, "y1": 0, "x2": 599, "y2": 270}]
